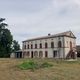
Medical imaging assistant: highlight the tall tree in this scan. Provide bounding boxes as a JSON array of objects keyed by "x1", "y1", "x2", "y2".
[
  {"x1": 12, "y1": 40, "x2": 20, "y2": 52},
  {"x1": 0, "y1": 18, "x2": 13, "y2": 57}
]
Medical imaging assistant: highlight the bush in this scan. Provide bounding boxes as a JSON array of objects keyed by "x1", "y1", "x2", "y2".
[
  {"x1": 18, "y1": 61, "x2": 38, "y2": 71},
  {"x1": 41, "y1": 62, "x2": 53, "y2": 68},
  {"x1": 18, "y1": 61, "x2": 53, "y2": 71}
]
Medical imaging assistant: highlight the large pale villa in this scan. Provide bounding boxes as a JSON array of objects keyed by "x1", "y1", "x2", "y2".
[{"x1": 11, "y1": 31, "x2": 77, "y2": 59}]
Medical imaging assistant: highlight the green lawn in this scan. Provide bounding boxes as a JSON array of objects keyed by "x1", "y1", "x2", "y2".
[{"x1": 0, "y1": 58, "x2": 80, "y2": 80}]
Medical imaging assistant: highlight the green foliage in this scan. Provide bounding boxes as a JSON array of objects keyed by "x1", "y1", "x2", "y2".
[
  {"x1": 12, "y1": 40, "x2": 20, "y2": 52},
  {"x1": 40, "y1": 62, "x2": 53, "y2": 68},
  {"x1": 18, "y1": 61, "x2": 53, "y2": 71},
  {"x1": 18, "y1": 61, "x2": 38, "y2": 71},
  {"x1": 0, "y1": 18, "x2": 13, "y2": 57}
]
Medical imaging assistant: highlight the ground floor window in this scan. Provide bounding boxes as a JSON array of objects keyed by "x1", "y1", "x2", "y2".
[
  {"x1": 45, "y1": 51, "x2": 48, "y2": 58},
  {"x1": 39, "y1": 51, "x2": 43, "y2": 58},
  {"x1": 34, "y1": 51, "x2": 38, "y2": 58},
  {"x1": 26, "y1": 51, "x2": 30, "y2": 57}
]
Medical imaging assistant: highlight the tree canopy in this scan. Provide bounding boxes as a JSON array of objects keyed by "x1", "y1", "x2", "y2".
[
  {"x1": 0, "y1": 18, "x2": 13, "y2": 57},
  {"x1": 12, "y1": 40, "x2": 20, "y2": 52}
]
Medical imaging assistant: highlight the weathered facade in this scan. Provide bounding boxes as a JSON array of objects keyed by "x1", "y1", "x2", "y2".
[{"x1": 22, "y1": 31, "x2": 77, "y2": 59}]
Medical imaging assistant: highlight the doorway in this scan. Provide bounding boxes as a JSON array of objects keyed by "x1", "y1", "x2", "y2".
[
  {"x1": 31, "y1": 51, "x2": 34, "y2": 58},
  {"x1": 16, "y1": 52, "x2": 22, "y2": 58},
  {"x1": 53, "y1": 51, "x2": 57, "y2": 58}
]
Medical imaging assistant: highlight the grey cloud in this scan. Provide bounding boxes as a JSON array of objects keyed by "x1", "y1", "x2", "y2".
[{"x1": 0, "y1": 0, "x2": 80, "y2": 46}]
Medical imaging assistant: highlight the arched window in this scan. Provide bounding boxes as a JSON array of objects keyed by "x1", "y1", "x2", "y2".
[
  {"x1": 23, "y1": 51, "x2": 26, "y2": 57},
  {"x1": 51, "y1": 42, "x2": 54, "y2": 48},
  {"x1": 58, "y1": 41, "x2": 62, "y2": 48},
  {"x1": 35, "y1": 44, "x2": 37, "y2": 49},
  {"x1": 34, "y1": 51, "x2": 38, "y2": 57},
  {"x1": 40, "y1": 43, "x2": 42, "y2": 48},
  {"x1": 27, "y1": 44, "x2": 29, "y2": 49},
  {"x1": 31, "y1": 44, "x2": 33, "y2": 49},
  {"x1": 24, "y1": 45, "x2": 26, "y2": 49},
  {"x1": 26, "y1": 51, "x2": 30, "y2": 56},
  {"x1": 70, "y1": 41, "x2": 72, "y2": 50},
  {"x1": 45, "y1": 42, "x2": 48, "y2": 48},
  {"x1": 39, "y1": 51, "x2": 43, "y2": 58},
  {"x1": 45, "y1": 51, "x2": 48, "y2": 57}
]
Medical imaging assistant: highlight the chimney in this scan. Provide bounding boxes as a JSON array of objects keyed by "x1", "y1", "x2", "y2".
[{"x1": 48, "y1": 33, "x2": 51, "y2": 36}]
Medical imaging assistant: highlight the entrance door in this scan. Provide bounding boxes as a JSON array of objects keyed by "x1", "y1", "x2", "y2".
[
  {"x1": 31, "y1": 51, "x2": 34, "y2": 58},
  {"x1": 20, "y1": 52, "x2": 22, "y2": 58},
  {"x1": 53, "y1": 51, "x2": 57, "y2": 58}
]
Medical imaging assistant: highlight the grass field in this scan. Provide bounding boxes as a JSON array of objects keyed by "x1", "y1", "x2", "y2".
[{"x1": 0, "y1": 58, "x2": 80, "y2": 80}]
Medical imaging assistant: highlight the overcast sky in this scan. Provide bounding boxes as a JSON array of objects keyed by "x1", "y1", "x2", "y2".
[{"x1": 0, "y1": 0, "x2": 80, "y2": 46}]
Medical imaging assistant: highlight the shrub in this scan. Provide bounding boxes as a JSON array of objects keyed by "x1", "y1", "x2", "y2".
[
  {"x1": 18, "y1": 61, "x2": 38, "y2": 71},
  {"x1": 18, "y1": 61, "x2": 53, "y2": 71},
  {"x1": 41, "y1": 62, "x2": 53, "y2": 68}
]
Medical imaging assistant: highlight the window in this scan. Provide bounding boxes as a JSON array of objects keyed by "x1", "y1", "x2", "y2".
[
  {"x1": 35, "y1": 44, "x2": 37, "y2": 49},
  {"x1": 23, "y1": 51, "x2": 26, "y2": 57},
  {"x1": 24, "y1": 45, "x2": 26, "y2": 49},
  {"x1": 45, "y1": 42, "x2": 48, "y2": 48},
  {"x1": 26, "y1": 51, "x2": 30, "y2": 56},
  {"x1": 51, "y1": 42, "x2": 54, "y2": 48},
  {"x1": 39, "y1": 51, "x2": 43, "y2": 58},
  {"x1": 34, "y1": 51, "x2": 38, "y2": 57},
  {"x1": 58, "y1": 41, "x2": 62, "y2": 48},
  {"x1": 45, "y1": 51, "x2": 48, "y2": 57},
  {"x1": 70, "y1": 41, "x2": 72, "y2": 50},
  {"x1": 31, "y1": 44, "x2": 33, "y2": 49},
  {"x1": 66, "y1": 41, "x2": 68, "y2": 47},
  {"x1": 27, "y1": 44, "x2": 29, "y2": 49},
  {"x1": 40, "y1": 43, "x2": 42, "y2": 48}
]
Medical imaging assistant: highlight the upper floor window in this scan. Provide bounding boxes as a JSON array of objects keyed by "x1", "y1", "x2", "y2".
[
  {"x1": 51, "y1": 42, "x2": 54, "y2": 48},
  {"x1": 45, "y1": 42, "x2": 48, "y2": 48},
  {"x1": 24, "y1": 45, "x2": 26, "y2": 49},
  {"x1": 70, "y1": 41, "x2": 72, "y2": 50},
  {"x1": 40, "y1": 43, "x2": 42, "y2": 48},
  {"x1": 58, "y1": 41, "x2": 62, "y2": 48},
  {"x1": 31, "y1": 44, "x2": 33, "y2": 49},
  {"x1": 35, "y1": 44, "x2": 37, "y2": 49},
  {"x1": 66, "y1": 41, "x2": 68, "y2": 47},
  {"x1": 27, "y1": 44, "x2": 29, "y2": 49}
]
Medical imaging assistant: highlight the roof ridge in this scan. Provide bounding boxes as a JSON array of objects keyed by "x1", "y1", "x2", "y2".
[{"x1": 23, "y1": 31, "x2": 76, "y2": 42}]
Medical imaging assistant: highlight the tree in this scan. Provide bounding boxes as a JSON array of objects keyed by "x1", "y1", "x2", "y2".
[
  {"x1": 0, "y1": 18, "x2": 13, "y2": 57},
  {"x1": 12, "y1": 40, "x2": 20, "y2": 52}
]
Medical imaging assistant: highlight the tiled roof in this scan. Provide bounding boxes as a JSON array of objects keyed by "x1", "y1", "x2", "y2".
[{"x1": 23, "y1": 31, "x2": 76, "y2": 42}]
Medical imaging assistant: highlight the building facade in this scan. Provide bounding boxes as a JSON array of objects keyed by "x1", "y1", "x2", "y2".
[{"x1": 22, "y1": 31, "x2": 77, "y2": 59}]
